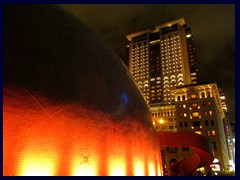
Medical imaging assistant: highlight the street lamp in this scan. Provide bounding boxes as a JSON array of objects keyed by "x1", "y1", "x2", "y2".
[{"x1": 159, "y1": 119, "x2": 164, "y2": 124}]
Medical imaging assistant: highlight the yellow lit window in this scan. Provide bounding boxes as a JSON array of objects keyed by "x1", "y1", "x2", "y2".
[
  {"x1": 183, "y1": 104, "x2": 186, "y2": 108},
  {"x1": 212, "y1": 131, "x2": 216, "y2": 136},
  {"x1": 194, "y1": 131, "x2": 202, "y2": 135},
  {"x1": 192, "y1": 112, "x2": 199, "y2": 118},
  {"x1": 183, "y1": 113, "x2": 187, "y2": 117},
  {"x1": 190, "y1": 94, "x2": 198, "y2": 99},
  {"x1": 209, "y1": 111, "x2": 213, "y2": 116}
]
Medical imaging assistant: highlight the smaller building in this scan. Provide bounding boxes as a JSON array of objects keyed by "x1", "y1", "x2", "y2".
[
  {"x1": 171, "y1": 82, "x2": 230, "y2": 175},
  {"x1": 150, "y1": 104, "x2": 177, "y2": 132},
  {"x1": 150, "y1": 105, "x2": 194, "y2": 175}
]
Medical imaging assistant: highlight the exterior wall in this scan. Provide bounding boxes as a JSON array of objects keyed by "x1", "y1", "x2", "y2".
[
  {"x1": 128, "y1": 32, "x2": 150, "y2": 104},
  {"x1": 150, "y1": 105, "x2": 194, "y2": 175},
  {"x1": 185, "y1": 27, "x2": 198, "y2": 84},
  {"x1": 4, "y1": 87, "x2": 163, "y2": 176},
  {"x1": 171, "y1": 83, "x2": 230, "y2": 175},
  {"x1": 126, "y1": 18, "x2": 198, "y2": 106},
  {"x1": 150, "y1": 105, "x2": 177, "y2": 132}
]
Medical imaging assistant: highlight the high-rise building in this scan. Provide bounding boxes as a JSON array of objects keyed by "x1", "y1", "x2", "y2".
[
  {"x1": 126, "y1": 18, "x2": 198, "y2": 106},
  {"x1": 171, "y1": 83, "x2": 230, "y2": 175},
  {"x1": 218, "y1": 88, "x2": 235, "y2": 172},
  {"x1": 218, "y1": 88, "x2": 228, "y2": 113}
]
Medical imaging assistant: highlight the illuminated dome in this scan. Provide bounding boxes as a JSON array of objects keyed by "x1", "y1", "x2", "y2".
[{"x1": 3, "y1": 5, "x2": 162, "y2": 176}]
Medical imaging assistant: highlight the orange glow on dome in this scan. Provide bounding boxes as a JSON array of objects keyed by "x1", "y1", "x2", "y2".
[
  {"x1": 71, "y1": 154, "x2": 98, "y2": 176},
  {"x1": 3, "y1": 86, "x2": 162, "y2": 176},
  {"x1": 157, "y1": 163, "x2": 161, "y2": 176},
  {"x1": 148, "y1": 162, "x2": 156, "y2": 176},
  {"x1": 133, "y1": 160, "x2": 145, "y2": 176},
  {"x1": 19, "y1": 152, "x2": 57, "y2": 176},
  {"x1": 108, "y1": 157, "x2": 126, "y2": 176}
]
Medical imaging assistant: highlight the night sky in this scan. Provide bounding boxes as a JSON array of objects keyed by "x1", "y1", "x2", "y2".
[{"x1": 59, "y1": 4, "x2": 235, "y2": 123}]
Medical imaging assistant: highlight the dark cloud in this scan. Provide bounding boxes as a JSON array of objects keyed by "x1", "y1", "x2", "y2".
[{"x1": 60, "y1": 4, "x2": 235, "y2": 123}]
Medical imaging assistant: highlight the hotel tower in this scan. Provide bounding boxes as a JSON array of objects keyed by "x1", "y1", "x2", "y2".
[{"x1": 126, "y1": 18, "x2": 198, "y2": 107}]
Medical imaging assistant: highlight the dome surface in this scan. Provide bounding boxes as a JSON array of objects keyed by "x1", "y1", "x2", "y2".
[{"x1": 3, "y1": 4, "x2": 162, "y2": 176}]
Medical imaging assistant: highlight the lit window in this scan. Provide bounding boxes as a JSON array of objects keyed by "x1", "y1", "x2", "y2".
[
  {"x1": 220, "y1": 96, "x2": 225, "y2": 100},
  {"x1": 212, "y1": 131, "x2": 216, "y2": 136},
  {"x1": 209, "y1": 111, "x2": 213, "y2": 116},
  {"x1": 190, "y1": 94, "x2": 198, "y2": 99},
  {"x1": 192, "y1": 112, "x2": 199, "y2": 118},
  {"x1": 194, "y1": 131, "x2": 202, "y2": 135},
  {"x1": 183, "y1": 104, "x2": 186, "y2": 108},
  {"x1": 183, "y1": 113, "x2": 187, "y2": 117}
]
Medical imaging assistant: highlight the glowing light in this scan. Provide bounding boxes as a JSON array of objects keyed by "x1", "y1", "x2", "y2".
[
  {"x1": 134, "y1": 160, "x2": 145, "y2": 176},
  {"x1": 19, "y1": 152, "x2": 57, "y2": 176},
  {"x1": 4, "y1": 86, "x2": 163, "y2": 176},
  {"x1": 109, "y1": 157, "x2": 126, "y2": 176},
  {"x1": 213, "y1": 158, "x2": 219, "y2": 163},
  {"x1": 148, "y1": 162, "x2": 155, "y2": 176},
  {"x1": 157, "y1": 164, "x2": 161, "y2": 176},
  {"x1": 159, "y1": 119, "x2": 164, "y2": 124},
  {"x1": 220, "y1": 96, "x2": 225, "y2": 100},
  {"x1": 72, "y1": 155, "x2": 98, "y2": 176},
  {"x1": 186, "y1": 34, "x2": 191, "y2": 38}
]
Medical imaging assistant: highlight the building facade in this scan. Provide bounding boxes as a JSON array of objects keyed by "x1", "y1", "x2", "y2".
[
  {"x1": 150, "y1": 105, "x2": 194, "y2": 175},
  {"x1": 151, "y1": 105, "x2": 177, "y2": 132},
  {"x1": 125, "y1": 19, "x2": 232, "y2": 175},
  {"x1": 171, "y1": 83, "x2": 230, "y2": 175},
  {"x1": 126, "y1": 18, "x2": 198, "y2": 106}
]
